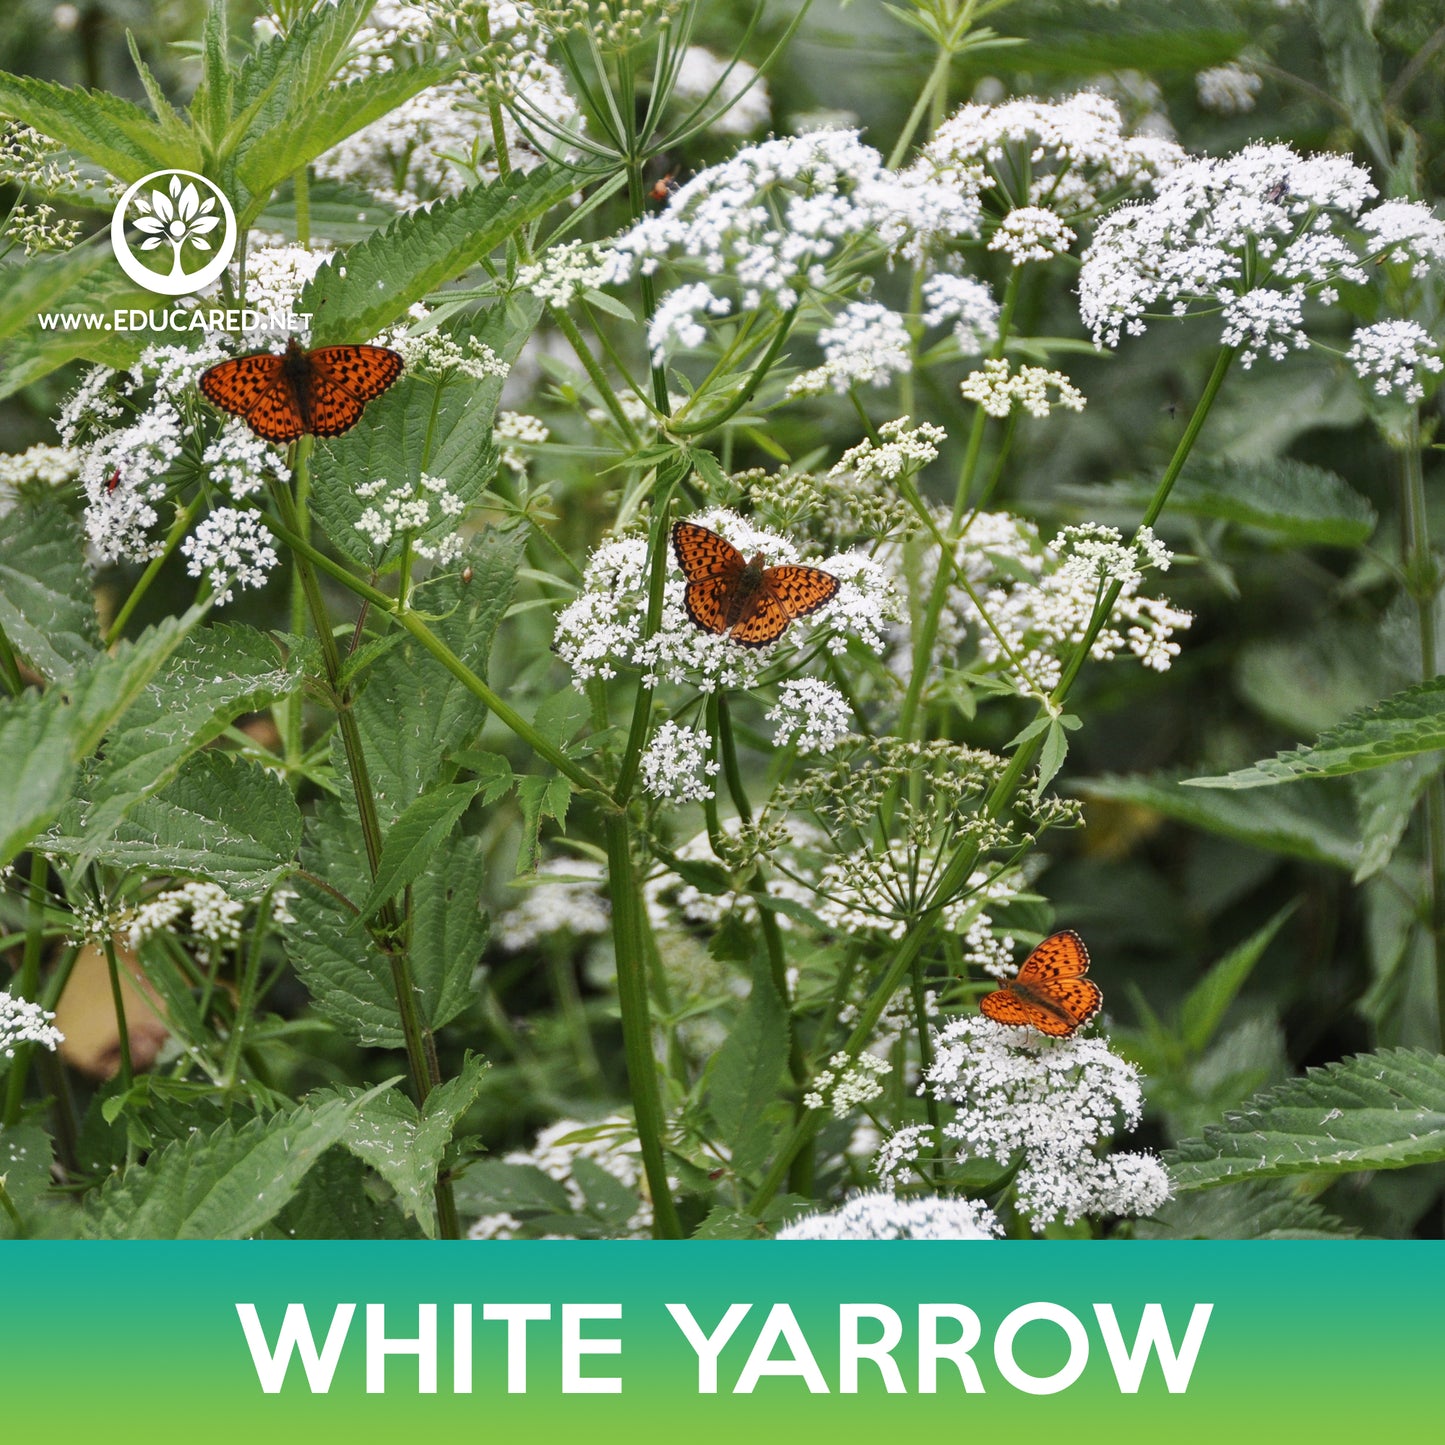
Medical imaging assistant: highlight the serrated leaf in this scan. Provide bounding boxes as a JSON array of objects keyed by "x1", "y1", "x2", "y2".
[
  {"x1": 0, "y1": 1125, "x2": 56, "y2": 1239},
  {"x1": 703, "y1": 972, "x2": 788, "y2": 1177},
  {"x1": 1135, "y1": 1179, "x2": 1358, "y2": 1240},
  {"x1": 1074, "y1": 772, "x2": 1362, "y2": 871},
  {"x1": 0, "y1": 501, "x2": 100, "y2": 682},
  {"x1": 1185, "y1": 679, "x2": 1445, "y2": 790},
  {"x1": 302, "y1": 165, "x2": 578, "y2": 344},
  {"x1": 1168, "y1": 1048, "x2": 1445, "y2": 1191},
  {"x1": 0, "y1": 607, "x2": 205, "y2": 869},
  {"x1": 62, "y1": 624, "x2": 303, "y2": 863},
  {"x1": 346, "y1": 528, "x2": 524, "y2": 820},
  {"x1": 1353, "y1": 756, "x2": 1445, "y2": 882},
  {"x1": 453, "y1": 1160, "x2": 572, "y2": 1217},
  {"x1": 358, "y1": 780, "x2": 481, "y2": 919},
  {"x1": 55, "y1": 750, "x2": 303, "y2": 898},
  {"x1": 321, "y1": 1056, "x2": 488, "y2": 1237},
  {"x1": 268, "y1": 1149, "x2": 420, "y2": 1240},
  {"x1": 515, "y1": 774, "x2": 573, "y2": 875},
  {"x1": 409, "y1": 831, "x2": 489, "y2": 1031},
  {"x1": 0, "y1": 238, "x2": 115, "y2": 344},
  {"x1": 1073, "y1": 458, "x2": 1376, "y2": 547},
  {"x1": 0, "y1": 71, "x2": 191, "y2": 180},
  {"x1": 85, "y1": 1083, "x2": 391, "y2": 1238},
  {"x1": 1034, "y1": 718, "x2": 1069, "y2": 797},
  {"x1": 234, "y1": 65, "x2": 453, "y2": 222}
]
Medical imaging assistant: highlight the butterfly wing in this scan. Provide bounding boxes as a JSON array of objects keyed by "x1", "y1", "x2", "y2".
[
  {"x1": 683, "y1": 576, "x2": 735, "y2": 635},
  {"x1": 1047, "y1": 977, "x2": 1103, "y2": 1031},
  {"x1": 199, "y1": 353, "x2": 290, "y2": 430},
  {"x1": 762, "y1": 563, "x2": 840, "y2": 621},
  {"x1": 727, "y1": 590, "x2": 792, "y2": 647},
  {"x1": 239, "y1": 373, "x2": 306, "y2": 443},
  {"x1": 673, "y1": 521, "x2": 744, "y2": 581},
  {"x1": 979, "y1": 986, "x2": 1036, "y2": 1029},
  {"x1": 1015, "y1": 929, "x2": 1090, "y2": 984},
  {"x1": 305, "y1": 376, "x2": 369, "y2": 437},
  {"x1": 308, "y1": 345, "x2": 404, "y2": 403}
]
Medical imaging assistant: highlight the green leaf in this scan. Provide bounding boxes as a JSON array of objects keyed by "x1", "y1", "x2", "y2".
[
  {"x1": 322, "y1": 1056, "x2": 488, "y2": 1237},
  {"x1": 1073, "y1": 458, "x2": 1376, "y2": 547},
  {"x1": 302, "y1": 165, "x2": 578, "y2": 344},
  {"x1": 1168, "y1": 1048, "x2": 1445, "y2": 1191},
  {"x1": 453, "y1": 1160, "x2": 572, "y2": 1218},
  {"x1": 1184, "y1": 679, "x2": 1445, "y2": 790},
  {"x1": 188, "y1": 0, "x2": 233, "y2": 147},
  {"x1": 703, "y1": 973, "x2": 788, "y2": 1177},
  {"x1": 571, "y1": 1155, "x2": 641, "y2": 1226},
  {"x1": 1034, "y1": 718, "x2": 1069, "y2": 798},
  {"x1": 1352, "y1": 756, "x2": 1445, "y2": 883},
  {"x1": 234, "y1": 65, "x2": 453, "y2": 223},
  {"x1": 268, "y1": 1149, "x2": 421, "y2": 1240},
  {"x1": 0, "y1": 71, "x2": 192, "y2": 179},
  {"x1": 56, "y1": 751, "x2": 303, "y2": 899},
  {"x1": 1074, "y1": 772, "x2": 1362, "y2": 871},
  {"x1": 0, "y1": 1125, "x2": 56, "y2": 1239},
  {"x1": 1312, "y1": 0, "x2": 1390, "y2": 170},
  {"x1": 1136, "y1": 1180, "x2": 1358, "y2": 1240},
  {"x1": 286, "y1": 801, "x2": 403, "y2": 1048},
  {"x1": 0, "y1": 501, "x2": 100, "y2": 682},
  {"x1": 346, "y1": 529, "x2": 524, "y2": 820},
  {"x1": 1178, "y1": 904, "x2": 1295, "y2": 1055},
  {"x1": 515, "y1": 774, "x2": 573, "y2": 876},
  {"x1": 409, "y1": 831, "x2": 489, "y2": 1032},
  {"x1": 0, "y1": 607, "x2": 205, "y2": 869},
  {"x1": 358, "y1": 780, "x2": 481, "y2": 919},
  {"x1": 0, "y1": 239, "x2": 117, "y2": 345},
  {"x1": 85, "y1": 1083, "x2": 392, "y2": 1238},
  {"x1": 62, "y1": 624, "x2": 304, "y2": 862}
]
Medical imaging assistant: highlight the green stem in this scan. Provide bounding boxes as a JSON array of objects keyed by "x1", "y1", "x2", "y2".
[
  {"x1": 748, "y1": 344, "x2": 1238, "y2": 1214},
  {"x1": 259, "y1": 513, "x2": 607, "y2": 798},
  {"x1": 604, "y1": 812, "x2": 683, "y2": 1237},
  {"x1": 1399, "y1": 411, "x2": 1445, "y2": 1047},
  {"x1": 267, "y1": 470, "x2": 459, "y2": 1239},
  {"x1": 101, "y1": 933, "x2": 134, "y2": 1096},
  {"x1": 105, "y1": 493, "x2": 207, "y2": 645},
  {"x1": 669, "y1": 302, "x2": 802, "y2": 438},
  {"x1": 550, "y1": 304, "x2": 642, "y2": 446},
  {"x1": 0, "y1": 622, "x2": 21, "y2": 695}
]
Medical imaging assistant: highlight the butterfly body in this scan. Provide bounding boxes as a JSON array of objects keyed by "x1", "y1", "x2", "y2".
[
  {"x1": 198, "y1": 338, "x2": 402, "y2": 443},
  {"x1": 672, "y1": 520, "x2": 840, "y2": 648},
  {"x1": 979, "y1": 929, "x2": 1102, "y2": 1038}
]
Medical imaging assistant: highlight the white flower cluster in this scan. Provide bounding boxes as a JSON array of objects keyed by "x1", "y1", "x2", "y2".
[
  {"x1": 301, "y1": 1, "x2": 579, "y2": 210},
  {"x1": 392, "y1": 327, "x2": 510, "y2": 382},
  {"x1": 1347, "y1": 319, "x2": 1444, "y2": 404},
  {"x1": 766, "y1": 678, "x2": 852, "y2": 753},
  {"x1": 5, "y1": 202, "x2": 82, "y2": 255},
  {"x1": 355, "y1": 471, "x2": 466, "y2": 562},
  {"x1": 600, "y1": 128, "x2": 982, "y2": 362},
  {"x1": 671, "y1": 46, "x2": 770, "y2": 136},
  {"x1": 879, "y1": 1015, "x2": 1170, "y2": 1232},
  {"x1": 987, "y1": 204, "x2": 1076, "y2": 264},
  {"x1": 553, "y1": 508, "x2": 892, "y2": 692},
  {"x1": 803, "y1": 1050, "x2": 892, "y2": 1117},
  {"x1": 959, "y1": 358, "x2": 1086, "y2": 418},
  {"x1": 227, "y1": 238, "x2": 331, "y2": 344},
  {"x1": 787, "y1": 301, "x2": 912, "y2": 396},
  {"x1": 466, "y1": 1113, "x2": 652, "y2": 1239},
  {"x1": 775, "y1": 1189, "x2": 1001, "y2": 1240},
  {"x1": 180, "y1": 508, "x2": 281, "y2": 606},
  {"x1": 494, "y1": 858, "x2": 610, "y2": 951},
  {"x1": 955, "y1": 517, "x2": 1189, "y2": 692},
  {"x1": 1196, "y1": 63, "x2": 1262, "y2": 116},
  {"x1": 1077, "y1": 143, "x2": 1442, "y2": 365},
  {"x1": 515, "y1": 240, "x2": 611, "y2": 306},
  {"x1": 908, "y1": 91, "x2": 1183, "y2": 229},
  {"x1": 494, "y1": 410, "x2": 549, "y2": 476},
  {"x1": 126, "y1": 880, "x2": 245, "y2": 964},
  {"x1": 640, "y1": 720, "x2": 718, "y2": 804},
  {"x1": 920, "y1": 273, "x2": 1000, "y2": 353},
  {"x1": 0, "y1": 444, "x2": 79, "y2": 503},
  {"x1": 0, "y1": 990, "x2": 64, "y2": 1061}
]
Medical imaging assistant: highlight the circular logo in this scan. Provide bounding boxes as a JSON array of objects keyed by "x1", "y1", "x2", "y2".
[{"x1": 110, "y1": 169, "x2": 237, "y2": 297}]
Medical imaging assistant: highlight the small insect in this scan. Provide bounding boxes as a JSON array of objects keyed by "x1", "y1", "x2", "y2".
[
  {"x1": 979, "y1": 929, "x2": 1102, "y2": 1038},
  {"x1": 1264, "y1": 179, "x2": 1291, "y2": 206},
  {"x1": 461, "y1": 566, "x2": 474, "y2": 585},
  {"x1": 198, "y1": 338, "x2": 403, "y2": 443},
  {"x1": 650, "y1": 170, "x2": 680, "y2": 203},
  {"x1": 671, "y1": 520, "x2": 840, "y2": 647},
  {"x1": 105, "y1": 469, "x2": 121, "y2": 493}
]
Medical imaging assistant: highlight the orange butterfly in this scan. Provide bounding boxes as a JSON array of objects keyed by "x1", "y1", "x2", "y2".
[
  {"x1": 198, "y1": 338, "x2": 402, "y2": 443},
  {"x1": 672, "y1": 520, "x2": 840, "y2": 647},
  {"x1": 979, "y1": 929, "x2": 1102, "y2": 1038}
]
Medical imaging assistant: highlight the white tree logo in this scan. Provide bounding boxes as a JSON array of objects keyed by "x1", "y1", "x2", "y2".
[{"x1": 110, "y1": 169, "x2": 237, "y2": 297}]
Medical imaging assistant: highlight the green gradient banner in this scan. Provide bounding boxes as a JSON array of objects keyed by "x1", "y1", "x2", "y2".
[{"x1": 0, "y1": 1242, "x2": 1433, "y2": 1442}]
